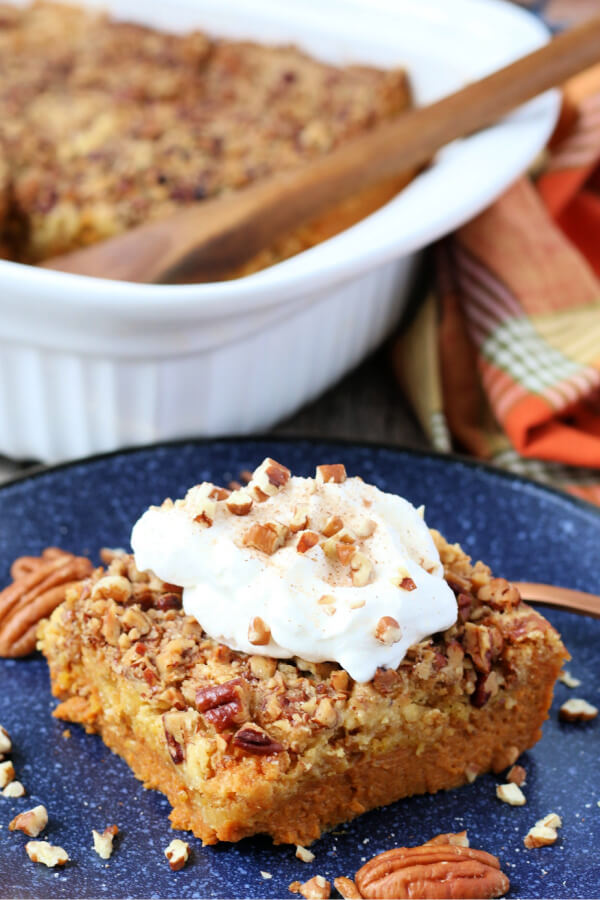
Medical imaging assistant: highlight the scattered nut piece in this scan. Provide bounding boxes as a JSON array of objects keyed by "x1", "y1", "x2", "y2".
[
  {"x1": 226, "y1": 490, "x2": 253, "y2": 516},
  {"x1": 507, "y1": 765, "x2": 526, "y2": 786},
  {"x1": 465, "y1": 764, "x2": 479, "y2": 783},
  {"x1": 25, "y1": 841, "x2": 69, "y2": 868},
  {"x1": 374, "y1": 616, "x2": 402, "y2": 646},
  {"x1": 496, "y1": 783, "x2": 526, "y2": 806},
  {"x1": 261, "y1": 871, "x2": 273, "y2": 879},
  {"x1": 297, "y1": 531, "x2": 320, "y2": 554},
  {"x1": 0, "y1": 725, "x2": 11, "y2": 755},
  {"x1": 424, "y1": 830, "x2": 469, "y2": 847},
  {"x1": 2, "y1": 780, "x2": 25, "y2": 798},
  {"x1": 62, "y1": 729, "x2": 71, "y2": 739},
  {"x1": 165, "y1": 838, "x2": 190, "y2": 871},
  {"x1": 290, "y1": 874, "x2": 331, "y2": 899},
  {"x1": 559, "y1": 698, "x2": 598, "y2": 722},
  {"x1": 92, "y1": 825, "x2": 118, "y2": 860},
  {"x1": 0, "y1": 760, "x2": 15, "y2": 788},
  {"x1": 9, "y1": 804, "x2": 48, "y2": 836},
  {"x1": 248, "y1": 616, "x2": 271, "y2": 646},
  {"x1": 91, "y1": 574, "x2": 132, "y2": 605},
  {"x1": 524, "y1": 825, "x2": 558, "y2": 849},
  {"x1": 537, "y1": 813, "x2": 562, "y2": 830},
  {"x1": 557, "y1": 669, "x2": 581, "y2": 688},
  {"x1": 296, "y1": 844, "x2": 315, "y2": 863},
  {"x1": 333, "y1": 876, "x2": 362, "y2": 899},
  {"x1": 350, "y1": 552, "x2": 373, "y2": 587},
  {"x1": 316, "y1": 464, "x2": 347, "y2": 484}
]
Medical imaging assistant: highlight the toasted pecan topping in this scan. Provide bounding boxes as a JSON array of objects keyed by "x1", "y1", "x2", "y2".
[
  {"x1": 248, "y1": 616, "x2": 271, "y2": 646},
  {"x1": 195, "y1": 677, "x2": 250, "y2": 732},
  {"x1": 243, "y1": 522, "x2": 289, "y2": 555},
  {"x1": 297, "y1": 531, "x2": 320, "y2": 554},
  {"x1": 321, "y1": 516, "x2": 344, "y2": 537},
  {"x1": 374, "y1": 616, "x2": 402, "y2": 645},
  {"x1": 350, "y1": 552, "x2": 373, "y2": 587},
  {"x1": 290, "y1": 875, "x2": 331, "y2": 899},
  {"x1": 316, "y1": 464, "x2": 346, "y2": 484},
  {"x1": 226, "y1": 490, "x2": 253, "y2": 516}
]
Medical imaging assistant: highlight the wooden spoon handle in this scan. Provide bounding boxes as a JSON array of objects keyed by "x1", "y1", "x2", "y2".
[
  {"x1": 514, "y1": 582, "x2": 600, "y2": 618},
  {"x1": 44, "y1": 16, "x2": 600, "y2": 283}
]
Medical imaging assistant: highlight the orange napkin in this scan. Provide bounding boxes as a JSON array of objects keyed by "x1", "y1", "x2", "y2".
[{"x1": 394, "y1": 65, "x2": 600, "y2": 504}]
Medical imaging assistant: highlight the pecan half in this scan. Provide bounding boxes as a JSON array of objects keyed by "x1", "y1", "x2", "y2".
[
  {"x1": 195, "y1": 677, "x2": 250, "y2": 732},
  {"x1": 0, "y1": 549, "x2": 93, "y2": 656},
  {"x1": 233, "y1": 722, "x2": 283, "y2": 755},
  {"x1": 355, "y1": 844, "x2": 509, "y2": 899}
]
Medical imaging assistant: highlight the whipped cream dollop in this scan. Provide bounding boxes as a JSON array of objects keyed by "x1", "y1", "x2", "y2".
[{"x1": 131, "y1": 459, "x2": 457, "y2": 683}]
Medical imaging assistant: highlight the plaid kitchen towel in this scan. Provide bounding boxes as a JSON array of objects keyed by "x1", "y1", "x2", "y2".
[{"x1": 394, "y1": 64, "x2": 600, "y2": 504}]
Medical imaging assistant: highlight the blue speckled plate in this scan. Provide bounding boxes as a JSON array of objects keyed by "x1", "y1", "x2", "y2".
[{"x1": 0, "y1": 439, "x2": 599, "y2": 900}]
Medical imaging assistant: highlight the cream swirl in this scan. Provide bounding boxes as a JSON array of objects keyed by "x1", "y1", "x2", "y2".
[{"x1": 131, "y1": 460, "x2": 457, "y2": 683}]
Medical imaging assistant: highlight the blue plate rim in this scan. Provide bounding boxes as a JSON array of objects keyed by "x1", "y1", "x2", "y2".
[{"x1": 3, "y1": 433, "x2": 600, "y2": 525}]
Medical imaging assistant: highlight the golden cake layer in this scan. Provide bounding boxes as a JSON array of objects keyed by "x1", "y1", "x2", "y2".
[{"x1": 38, "y1": 533, "x2": 566, "y2": 846}]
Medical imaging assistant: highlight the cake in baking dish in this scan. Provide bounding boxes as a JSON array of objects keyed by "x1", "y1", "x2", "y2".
[{"x1": 0, "y1": 2, "x2": 412, "y2": 274}]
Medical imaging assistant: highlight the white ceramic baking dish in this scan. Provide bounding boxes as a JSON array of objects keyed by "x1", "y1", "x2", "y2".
[{"x1": 0, "y1": 0, "x2": 559, "y2": 462}]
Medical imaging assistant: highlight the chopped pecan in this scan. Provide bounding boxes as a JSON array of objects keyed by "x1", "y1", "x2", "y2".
[
  {"x1": 162, "y1": 709, "x2": 199, "y2": 763},
  {"x1": 154, "y1": 591, "x2": 183, "y2": 612},
  {"x1": 92, "y1": 825, "x2": 118, "y2": 859},
  {"x1": 233, "y1": 722, "x2": 283, "y2": 755},
  {"x1": 226, "y1": 489, "x2": 253, "y2": 516},
  {"x1": 374, "y1": 616, "x2": 402, "y2": 646},
  {"x1": 372, "y1": 668, "x2": 401, "y2": 695},
  {"x1": 507, "y1": 765, "x2": 526, "y2": 786},
  {"x1": 350, "y1": 552, "x2": 373, "y2": 587},
  {"x1": 0, "y1": 549, "x2": 93, "y2": 657},
  {"x1": 290, "y1": 875, "x2": 331, "y2": 899},
  {"x1": 316, "y1": 464, "x2": 346, "y2": 484},
  {"x1": 0, "y1": 724, "x2": 11, "y2": 755},
  {"x1": 165, "y1": 838, "x2": 190, "y2": 870},
  {"x1": 195, "y1": 677, "x2": 250, "y2": 732},
  {"x1": 243, "y1": 522, "x2": 289, "y2": 555},
  {"x1": 297, "y1": 531, "x2": 320, "y2": 554},
  {"x1": 333, "y1": 877, "x2": 362, "y2": 899},
  {"x1": 250, "y1": 458, "x2": 291, "y2": 497},
  {"x1": 355, "y1": 843, "x2": 509, "y2": 899},
  {"x1": 559, "y1": 698, "x2": 598, "y2": 722},
  {"x1": 91, "y1": 574, "x2": 132, "y2": 605},
  {"x1": 248, "y1": 616, "x2": 271, "y2": 646},
  {"x1": 457, "y1": 592, "x2": 473, "y2": 622},
  {"x1": 10, "y1": 805, "x2": 48, "y2": 837},
  {"x1": 424, "y1": 831, "x2": 469, "y2": 848},
  {"x1": 25, "y1": 841, "x2": 69, "y2": 868},
  {"x1": 477, "y1": 578, "x2": 520, "y2": 611},
  {"x1": 496, "y1": 783, "x2": 526, "y2": 806},
  {"x1": 0, "y1": 760, "x2": 15, "y2": 787},
  {"x1": 462, "y1": 623, "x2": 493, "y2": 674},
  {"x1": 322, "y1": 516, "x2": 344, "y2": 537}
]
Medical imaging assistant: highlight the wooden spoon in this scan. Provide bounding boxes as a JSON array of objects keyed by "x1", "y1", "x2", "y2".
[
  {"x1": 515, "y1": 583, "x2": 600, "y2": 619},
  {"x1": 42, "y1": 16, "x2": 600, "y2": 284}
]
